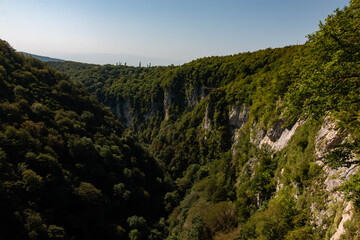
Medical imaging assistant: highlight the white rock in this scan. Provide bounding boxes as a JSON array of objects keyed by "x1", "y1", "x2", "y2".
[{"x1": 330, "y1": 201, "x2": 354, "y2": 240}]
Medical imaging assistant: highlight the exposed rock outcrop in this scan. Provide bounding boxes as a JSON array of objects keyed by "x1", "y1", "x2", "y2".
[
  {"x1": 228, "y1": 105, "x2": 250, "y2": 133},
  {"x1": 203, "y1": 104, "x2": 212, "y2": 130},
  {"x1": 259, "y1": 120, "x2": 303, "y2": 151},
  {"x1": 111, "y1": 101, "x2": 133, "y2": 127},
  {"x1": 164, "y1": 88, "x2": 173, "y2": 121},
  {"x1": 229, "y1": 105, "x2": 250, "y2": 156},
  {"x1": 315, "y1": 116, "x2": 342, "y2": 159},
  {"x1": 185, "y1": 85, "x2": 206, "y2": 108},
  {"x1": 311, "y1": 116, "x2": 358, "y2": 239},
  {"x1": 250, "y1": 119, "x2": 303, "y2": 152},
  {"x1": 330, "y1": 201, "x2": 354, "y2": 240}
]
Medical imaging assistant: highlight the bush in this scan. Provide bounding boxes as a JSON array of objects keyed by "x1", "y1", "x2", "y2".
[
  {"x1": 75, "y1": 182, "x2": 103, "y2": 205},
  {"x1": 204, "y1": 202, "x2": 237, "y2": 235},
  {"x1": 22, "y1": 169, "x2": 43, "y2": 193},
  {"x1": 129, "y1": 229, "x2": 141, "y2": 240},
  {"x1": 127, "y1": 215, "x2": 147, "y2": 229},
  {"x1": 24, "y1": 210, "x2": 47, "y2": 240},
  {"x1": 48, "y1": 225, "x2": 66, "y2": 240},
  {"x1": 31, "y1": 102, "x2": 53, "y2": 120}
]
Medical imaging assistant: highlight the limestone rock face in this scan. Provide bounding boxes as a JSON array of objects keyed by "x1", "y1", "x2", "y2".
[
  {"x1": 112, "y1": 101, "x2": 133, "y2": 127},
  {"x1": 247, "y1": 115, "x2": 358, "y2": 239},
  {"x1": 203, "y1": 104, "x2": 211, "y2": 130},
  {"x1": 330, "y1": 202, "x2": 354, "y2": 240},
  {"x1": 185, "y1": 85, "x2": 206, "y2": 108},
  {"x1": 250, "y1": 119, "x2": 303, "y2": 152},
  {"x1": 311, "y1": 117, "x2": 358, "y2": 240},
  {"x1": 315, "y1": 116, "x2": 342, "y2": 159},
  {"x1": 229, "y1": 105, "x2": 250, "y2": 156},
  {"x1": 228, "y1": 105, "x2": 250, "y2": 131},
  {"x1": 164, "y1": 88, "x2": 173, "y2": 121},
  {"x1": 259, "y1": 120, "x2": 303, "y2": 151}
]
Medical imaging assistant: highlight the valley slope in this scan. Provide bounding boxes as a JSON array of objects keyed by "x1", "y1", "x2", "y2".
[{"x1": 0, "y1": 40, "x2": 169, "y2": 240}]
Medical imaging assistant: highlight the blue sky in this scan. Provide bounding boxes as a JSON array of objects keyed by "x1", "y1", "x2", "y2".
[{"x1": 0, "y1": 0, "x2": 350, "y2": 65}]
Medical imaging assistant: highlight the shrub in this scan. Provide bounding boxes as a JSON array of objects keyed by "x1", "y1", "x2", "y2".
[{"x1": 75, "y1": 182, "x2": 103, "y2": 205}]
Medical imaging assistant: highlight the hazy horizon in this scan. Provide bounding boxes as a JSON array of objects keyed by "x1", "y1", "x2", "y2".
[
  {"x1": 1, "y1": 0, "x2": 350, "y2": 66},
  {"x1": 21, "y1": 51, "x2": 187, "y2": 67}
]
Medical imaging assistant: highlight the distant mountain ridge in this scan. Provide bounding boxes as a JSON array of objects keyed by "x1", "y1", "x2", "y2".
[
  {"x1": 19, "y1": 51, "x2": 183, "y2": 66},
  {"x1": 19, "y1": 51, "x2": 65, "y2": 62}
]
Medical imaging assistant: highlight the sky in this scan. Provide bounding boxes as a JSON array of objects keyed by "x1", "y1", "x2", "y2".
[{"x1": 0, "y1": 0, "x2": 350, "y2": 66}]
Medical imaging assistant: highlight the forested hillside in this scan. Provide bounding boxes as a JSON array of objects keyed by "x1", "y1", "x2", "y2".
[
  {"x1": 49, "y1": 1, "x2": 360, "y2": 239},
  {"x1": 0, "y1": 40, "x2": 170, "y2": 240},
  {"x1": 2, "y1": 0, "x2": 359, "y2": 239}
]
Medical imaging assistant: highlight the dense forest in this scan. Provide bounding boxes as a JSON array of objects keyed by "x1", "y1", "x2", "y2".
[
  {"x1": 1, "y1": 0, "x2": 360, "y2": 239},
  {"x1": 0, "y1": 40, "x2": 171, "y2": 240}
]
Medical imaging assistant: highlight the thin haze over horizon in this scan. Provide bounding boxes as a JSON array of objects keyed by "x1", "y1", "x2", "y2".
[{"x1": 0, "y1": 0, "x2": 350, "y2": 66}]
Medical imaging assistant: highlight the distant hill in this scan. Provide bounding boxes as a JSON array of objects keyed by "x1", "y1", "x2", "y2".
[{"x1": 19, "y1": 51, "x2": 65, "y2": 62}]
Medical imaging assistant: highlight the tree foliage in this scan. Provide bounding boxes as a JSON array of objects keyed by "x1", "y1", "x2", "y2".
[{"x1": 0, "y1": 40, "x2": 169, "y2": 239}]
